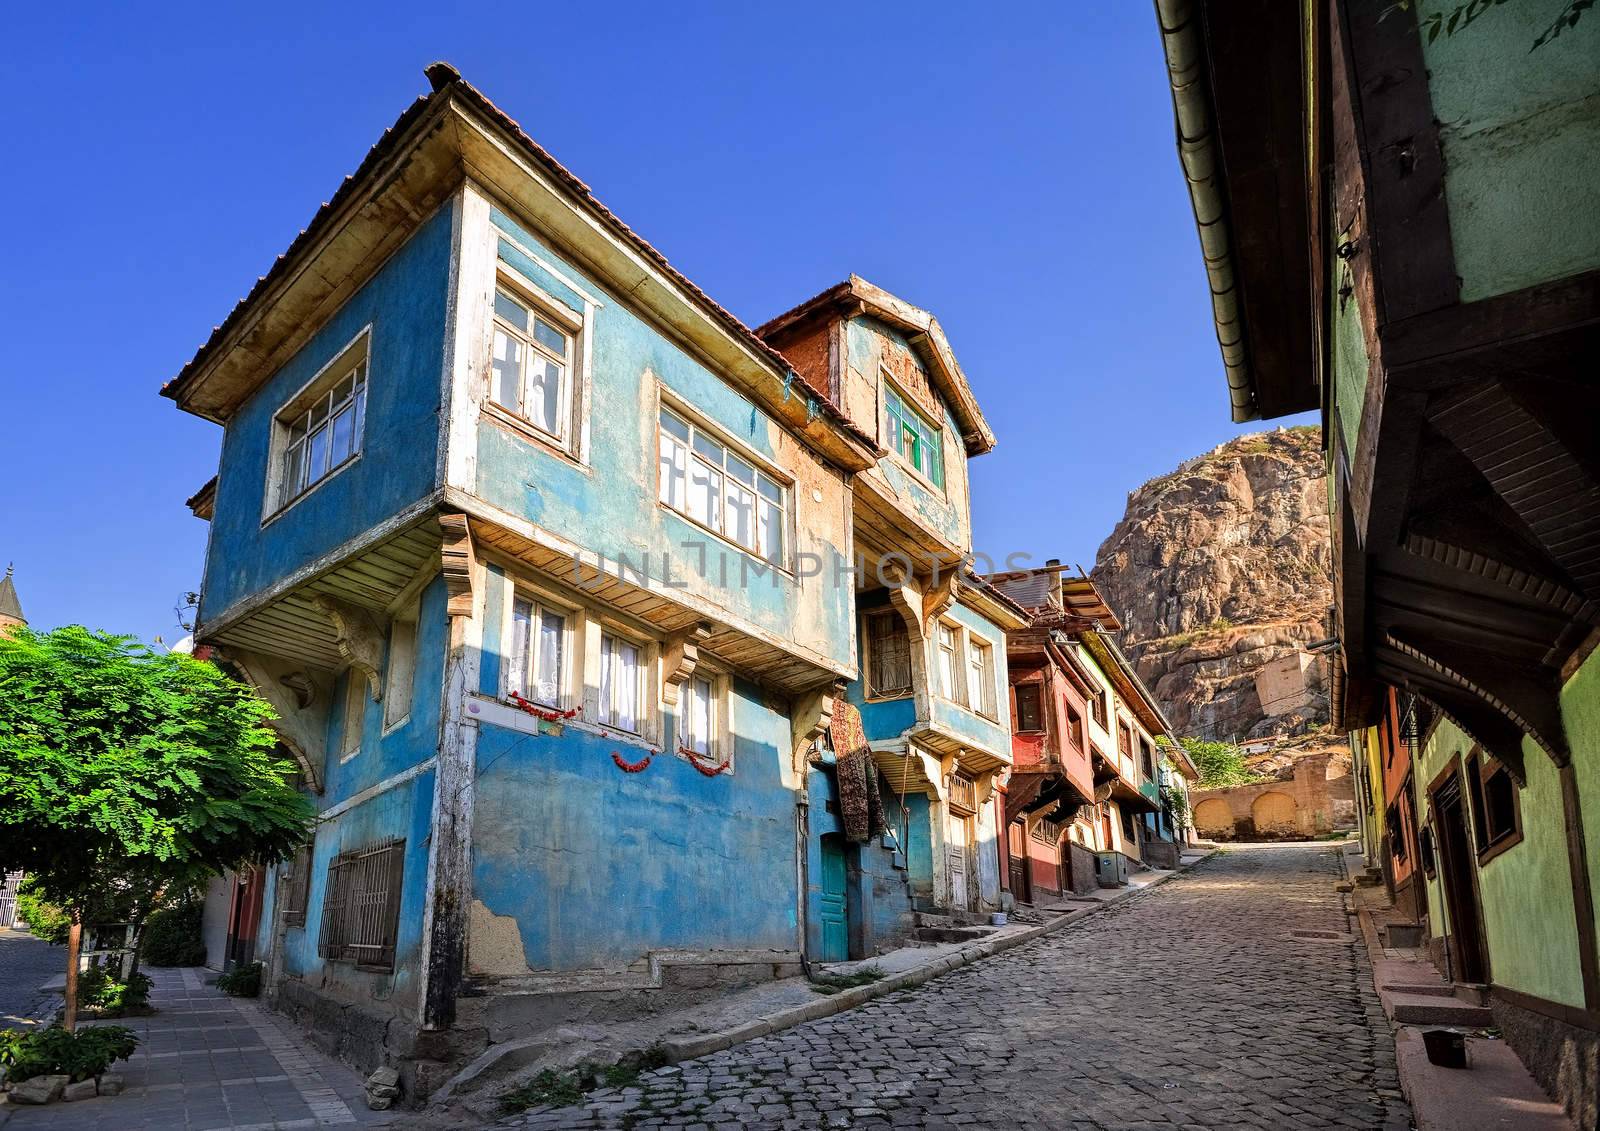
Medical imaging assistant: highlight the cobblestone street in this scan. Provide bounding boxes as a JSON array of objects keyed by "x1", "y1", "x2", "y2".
[{"x1": 501, "y1": 844, "x2": 1408, "y2": 1130}]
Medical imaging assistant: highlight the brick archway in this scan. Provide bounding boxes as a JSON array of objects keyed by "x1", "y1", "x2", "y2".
[
  {"x1": 1193, "y1": 798, "x2": 1233, "y2": 834},
  {"x1": 1251, "y1": 791, "x2": 1297, "y2": 834}
]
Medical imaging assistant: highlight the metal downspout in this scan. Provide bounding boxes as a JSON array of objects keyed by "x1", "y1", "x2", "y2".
[
  {"x1": 1154, "y1": 0, "x2": 1256, "y2": 422},
  {"x1": 796, "y1": 780, "x2": 815, "y2": 980}
]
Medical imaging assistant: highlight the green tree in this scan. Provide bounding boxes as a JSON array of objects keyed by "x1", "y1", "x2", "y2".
[
  {"x1": 0, "y1": 626, "x2": 314, "y2": 1028},
  {"x1": 1179, "y1": 737, "x2": 1267, "y2": 790}
]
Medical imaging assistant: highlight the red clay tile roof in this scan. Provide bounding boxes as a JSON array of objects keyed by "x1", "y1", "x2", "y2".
[{"x1": 162, "y1": 64, "x2": 876, "y2": 454}]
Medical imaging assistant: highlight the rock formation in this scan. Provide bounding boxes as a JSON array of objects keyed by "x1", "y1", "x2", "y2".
[{"x1": 1092, "y1": 426, "x2": 1333, "y2": 743}]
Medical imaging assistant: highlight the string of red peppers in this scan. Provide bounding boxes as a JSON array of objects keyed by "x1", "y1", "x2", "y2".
[{"x1": 509, "y1": 690, "x2": 729, "y2": 775}]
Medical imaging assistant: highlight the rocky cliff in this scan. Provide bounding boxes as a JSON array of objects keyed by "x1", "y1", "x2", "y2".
[{"x1": 1091, "y1": 427, "x2": 1332, "y2": 742}]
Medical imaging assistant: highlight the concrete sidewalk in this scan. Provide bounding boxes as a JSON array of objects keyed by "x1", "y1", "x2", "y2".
[
  {"x1": 428, "y1": 847, "x2": 1215, "y2": 1121},
  {"x1": 1341, "y1": 843, "x2": 1574, "y2": 1130},
  {"x1": 0, "y1": 967, "x2": 392, "y2": 1131}
]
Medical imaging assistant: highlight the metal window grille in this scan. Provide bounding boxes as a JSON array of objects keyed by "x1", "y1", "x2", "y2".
[
  {"x1": 281, "y1": 840, "x2": 314, "y2": 928},
  {"x1": 867, "y1": 613, "x2": 912, "y2": 697},
  {"x1": 318, "y1": 838, "x2": 404, "y2": 970}
]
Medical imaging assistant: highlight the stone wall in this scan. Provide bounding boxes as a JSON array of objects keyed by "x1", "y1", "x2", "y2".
[{"x1": 1190, "y1": 753, "x2": 1356, "y2": 841}]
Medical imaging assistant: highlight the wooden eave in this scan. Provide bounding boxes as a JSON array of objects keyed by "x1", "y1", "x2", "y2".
[
  {"x1": 1078, "y1": 630, "x2": 1174, "y2": 741},
  {"x1": 161, "y1": 68, "x2": 879, "y2": 476},
  {"x1": 186, "y1": 476, "x2": 217, "y2": 521},
  {"x1": 757, "y1": 275, "x2": 996, "y2": 457},
  {"x1": 956, "y1": 577, "x2": 1030, "y2": 632},
  {"x1": 1158, "y1": 0, "x2": 1322, "y2": 421}
]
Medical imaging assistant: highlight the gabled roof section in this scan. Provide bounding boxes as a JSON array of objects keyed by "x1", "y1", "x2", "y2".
[
  {"x1": 989, "y1": 567, "x2": 1123, "y2": 633},
  {"x1": 160, "y1": 64, "x2": 879, "y2": 473},
  {"x1": 757, "y1": 275, "x2": 997, "y2": 456}
]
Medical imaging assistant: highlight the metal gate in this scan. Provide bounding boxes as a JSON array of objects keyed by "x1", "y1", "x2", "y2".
[{"x1": 0, "y1": 871, "x2": 23, "y2": 928}]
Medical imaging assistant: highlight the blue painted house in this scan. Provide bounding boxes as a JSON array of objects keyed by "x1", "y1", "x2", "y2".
[
  {"x1": 164, "y1": 65, "x2": 929, "y2": 1094},
  {"x1": 761, "y1": 280, "x2": 1027, "y2": 929}
]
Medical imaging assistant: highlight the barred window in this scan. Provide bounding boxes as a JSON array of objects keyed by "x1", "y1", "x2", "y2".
[
  {"x1": 866, "y1": 612, "x2": 912, "y2": 698},
  {"x1": 281, "y1": 839, "x2": 314, "y2": 928},
  {"x1": 318, "y1": 838, "x2": 404, "y2": 971},
  {"x1": 1032, "y1": 818, "x2": 1062, "y2": 844}
]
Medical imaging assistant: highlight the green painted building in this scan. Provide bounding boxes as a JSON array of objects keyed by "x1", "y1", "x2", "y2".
[{"x1": 1155, "y1": 0, "x2": 1600, "y2": 1123}]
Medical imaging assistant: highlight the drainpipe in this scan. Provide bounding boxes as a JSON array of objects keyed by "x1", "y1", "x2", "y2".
[{"x1": 795, "y1": 780, "x2": 815, "y2": 980}]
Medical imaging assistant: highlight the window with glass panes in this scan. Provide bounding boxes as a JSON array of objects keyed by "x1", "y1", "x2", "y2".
[
  {"x1": 278, "y1": 353, "x2": 367, "y2": 509},
  {"x1": 884, "y1": 383, "x2": 944, "y2": 489},
  {"x1": 509, "y1": 597, "x2": 565, "y2": 706},
  {"x1": 658, "y1": 407, "x2": 786, "y2": 565},
  {"x1": 968, "y1": 638, "x2": 996, "y2": 717},
  {"x1": 599, "y1": 633, "x2": 643, "y2": 733},
  {"x1": 491, "y1": 288, "x2": 573, "y2": 440},
  {"x1": 1014, "y1": 683, "x2": 1043, "y2": 732},
  {"x1": 680, "y1": 675, "x2": 715, "y2": 756},
  {"x1": 866, "y1": 613, "x2": 912, "y2": 698},
  {"x1": 935, "y1": 623, "x2": 966, "y2": 706}
]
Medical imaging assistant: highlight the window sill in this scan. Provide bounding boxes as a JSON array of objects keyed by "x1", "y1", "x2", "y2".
[
  {"x1": 260, "y1": 451, "x2": 363, "y2": 530},
  {"x1": 1476, "y1": 828, "x2": 1524, "y2": 866},
  {"x1": 864, "y1": 690, "x2": 914, "y2": 703},
  {"x1": 481, "y1": 403, "x2": 588, "y2": 471}
]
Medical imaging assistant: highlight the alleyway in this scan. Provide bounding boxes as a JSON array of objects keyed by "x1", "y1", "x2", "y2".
[
  {"x1": 0, "y1": 927, "x2": 59, "y2": 1030},
  {"x1": 501, "y1": 844, "x2": 1410, "y2": 1130}
]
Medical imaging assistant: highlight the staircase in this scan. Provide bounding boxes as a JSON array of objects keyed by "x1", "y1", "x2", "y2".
[{"x1": 908, "y1": 904, "x2": 998, "y2": 945}]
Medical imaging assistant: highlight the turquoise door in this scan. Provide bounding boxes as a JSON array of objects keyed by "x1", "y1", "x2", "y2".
[{"x1": 818, "y1": 835, "x2": 848, "y2": 962}]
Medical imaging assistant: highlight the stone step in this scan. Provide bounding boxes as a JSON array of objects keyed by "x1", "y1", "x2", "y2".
[
  {"x1": 914, "y1": 925, "x2": 996, "y2": 944},
  {"x1": 1384, "y1": 991, "x2": 1494, "y2": 1027},
  {"x1": 913, "y1": 909, "x2": 991, "y2": 928}
]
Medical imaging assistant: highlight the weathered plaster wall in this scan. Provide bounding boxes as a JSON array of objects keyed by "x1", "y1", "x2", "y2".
[
  {"x1": 841, "y1": 316, "x2": 972, "y2": 553},
  {"x1": 469, "y1": 675, "x2": 798, "y2": 972},
  {"x1": 930, "y1": 600, "x2": 1011, "y2": 752},
  {"x1": 806, "y1": 768, "x2": 914, "y2": 956},
  {"x1": 269, "y1": 577, "x2": 451, "y2": 1015},
  {"x1": 1417, "y1": 3, "x2": 1600, "y2": 302},
  {"x1": 1329, "y1": 213, "x2": 1370, "y2": 463},
  {"x1": 472, "y1": 209, "x2": 853, "y2": 671},
  {"x1": 1416, "y1": 718, "x2": 1585, "y2": 1008},
  {"x1": 202, "y1": 206, "x2": 452, "y2": 621}
]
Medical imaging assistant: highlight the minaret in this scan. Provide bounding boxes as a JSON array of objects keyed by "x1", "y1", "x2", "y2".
[{"x1": 0, "y1": 564, "x2": 26, "y2": 631}]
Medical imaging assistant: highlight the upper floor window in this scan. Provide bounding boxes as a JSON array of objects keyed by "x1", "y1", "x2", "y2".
[
  {"x1": 1014, "y1": 683, "x2": 1043, "y2": 732},
  {"x1": 968, "y1": 638, "x2": 997, "y2": 719},
  {"x1": 270, "y1": 330, "x2": 369, "y2": 515},
  {"x1": 1065, "y1": 701, "x2": 1085, "y2": 751},
  {"x1": 491, "y1": 287, "x2": 575, "y2": 442},
  {"x1": 1118, "y1": 721, "x2": 1133, "y2": 761},
  {"x1": 1140, "y1": 738, "x2": 1155, "y2": 781},
  {"x1": 598, "y1": 632, "x2": 643, "y2": 734},
  {"x1": 1466, "y1": 751, "x2": 1522, "y2": 861},
  {"x1": 935, "y1": 623, "x2": 966, "y2": 707},
  {"x1": 510, "y1": 596, "x2": 566, "y2": 707},
  {"x1": 658, "y1": 406, "x2": 786, "y2": 566},
  {"x1": 681, "y1": 674, "x2": 716, "y2": 756},
  {"x1": 866, "y1": 612, "x2": 913, "y2": 698},
  {"x1": 884, "y1": 383, "x2": 945, "y2": 489},
  {"x1": 1091, "y1": 689, "x2": 1108, "y2": 729}
]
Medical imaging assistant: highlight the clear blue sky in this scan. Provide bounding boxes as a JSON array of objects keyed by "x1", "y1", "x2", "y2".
[{"x1": 0, "y1": 1, "x2": 1312, "y2": 644}]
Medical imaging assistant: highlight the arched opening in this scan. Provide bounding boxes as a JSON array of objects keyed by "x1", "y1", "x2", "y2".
[
  {"x1": 1193, "y1": 798, "x2": 1233, "y2": 834},
  {"x1": 1251, "y1": 791, "x2": 1298, "y2": 834}
]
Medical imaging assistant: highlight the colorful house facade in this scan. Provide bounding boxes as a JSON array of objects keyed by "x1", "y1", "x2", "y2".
[
  {"x1": 1156, "y1": 2, "x2": 1600, "y2": 1121},
  {"x1": 167, "y1": 66, "x2": 1039, "y2": 1093}
]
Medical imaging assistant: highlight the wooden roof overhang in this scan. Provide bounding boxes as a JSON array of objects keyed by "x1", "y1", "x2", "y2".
[
  {"x1": 1005, "y1": 769, "x2": 1092, "y2": 827},
  {"x1": 199, "y1": 504, "x2": 447, "y2": 671},
  {"x1": 757, "y1": 275, "x2": 996, "y2": 457},
  {"x1": 1317, "y1": 1, "x2": 1600, "y2": 784},
  {"x1": 161, "y1": 66, "x2": 878, "y2": 477},
  {"x1": 1156, "y1": 0, "x2": 1323, "y2": 422},
  {"x1": 458, "y1": 498, "x2": 854, "y2": 696},
  {"x1": 852, "y1": 493, "x2": 966, "y2": 577}
]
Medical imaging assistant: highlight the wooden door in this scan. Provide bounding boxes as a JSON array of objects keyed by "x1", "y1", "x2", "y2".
[
  {"x1": 818, "y1": 835, "x2": 848, "y2": 962},
  {"x1": 1007, "y1": 823, "x2": 1031, "y2": 904},
  {"x1": 224, "y1": 868, "x2": 265, "y2": 969},
  {"x1": 1432, "y1": 775, "x2": 1489, "y2": 984}
]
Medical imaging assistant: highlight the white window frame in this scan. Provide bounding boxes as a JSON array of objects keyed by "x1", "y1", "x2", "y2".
[
  {"x1": 598, "y1": 631, "x2": 646, "y2": 735},
  {"x1": 657, "y1": 398, "x2": 791, "y2": 569},
  {"x1": 935, "y1": 621, "x2": 967, "y2": 707},
  {"x1": 506, "y1": 593, "x2": 571, "y2": 709},
  {"x1": 485, "y1": 269, "x2": 583, "y2": 452},
  {"x1": 382, "y1": 603, "x2": 418, "y2": 733},
  {"x1": 265, "y1": 327, "x2": 371, "y2": 521},
  {"x1": 968, "y1": 636, "x2": 997, "y2": 720},
  {"x1": 340, "y1": 672, "x2": 366, "y2": 762}
]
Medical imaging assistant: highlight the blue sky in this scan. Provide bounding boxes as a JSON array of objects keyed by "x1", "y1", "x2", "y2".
[{"x1": 0, "y1": 2, "x2": 1312, "y2": 643}]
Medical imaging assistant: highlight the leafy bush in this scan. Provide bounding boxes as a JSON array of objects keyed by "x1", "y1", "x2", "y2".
[
  {"x1": 1181, "y1": 737, "x2": 1268, "y2": 790},
  {"x1": 14, "y1": 877, "x2": 70, "y2": 944},
  {"x1": 75, "y1": 966, "x2": 152, "y2": 1016},
  {"x1": 217, "y1": 962, "x2": 261, "y2": 998},
  {"x1": 141, "y1": 897, "x2": 207, "y2": 967},
  {"x1": 0, "y1": 1025, "x2": 138, "y2": 1083}
]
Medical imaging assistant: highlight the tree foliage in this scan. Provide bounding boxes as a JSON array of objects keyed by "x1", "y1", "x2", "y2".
[
  {"x1": 1179, "y1": 737, "x2": 1268, "y2": 790},
  {"x1": 0, "y1": 626, "x2": 315, "y2": 892}
]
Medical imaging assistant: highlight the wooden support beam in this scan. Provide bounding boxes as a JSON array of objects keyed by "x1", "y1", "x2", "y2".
[
  {"x1": 661, "y1": 621, "x2": 712, "y2": 708},
  {"x1": 222, "y1": 648, "x2": 328, "y2": 794},
  {"x1": 439, "y1": 513, "x2": 476, "y2": 618},
  {"x1": 311, "y1": 595, "x2": 385, "y2": 701}
]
